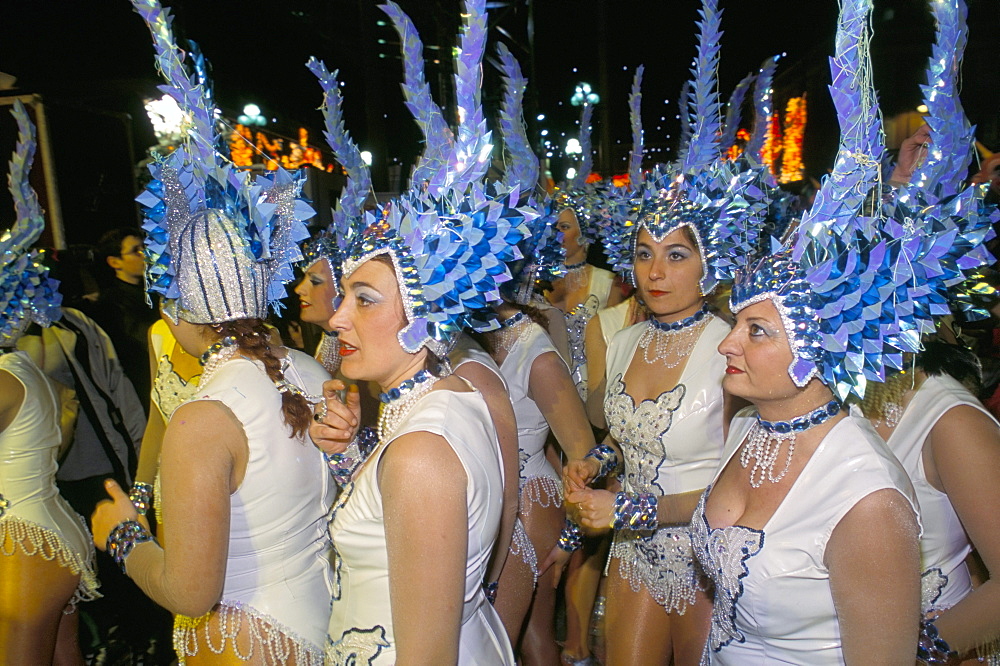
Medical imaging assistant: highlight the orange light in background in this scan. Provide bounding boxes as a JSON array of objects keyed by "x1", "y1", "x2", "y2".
[
  {"x1": 229, "y1": 124, "x2": 255, "y2": 168},
  {"x1": 585, "y1": 172, "x2": 603, "y2": 184},
  {"x1": 761, "y1": 112, "x2": 782, "y2": 177},
  {"x1": 779, "y1": 96, "x2": 806, "y2": 184},
  {"x1": 227, "y1": 123, "x2": 337, "y2": 172},
  {"x1": 726, "y1": 128, "x2": 750, "y2": 161},
  {"x1": 611, "y1": 173, "x2": 630, "y2": 188}
]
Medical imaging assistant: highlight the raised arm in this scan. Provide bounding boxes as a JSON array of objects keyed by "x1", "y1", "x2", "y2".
[
  {"x1": 827, "y1": 488, "x2": 920, "y2": 665},
  {"x1": 92, "y1": 399, "x2": 244, "y2": 617},
  {"x1": 927, "y1": 405, "x2": 1000, "y2": 656},
  {"x1": 380, "y1": 430, "x2": 468, "y2": 664}
]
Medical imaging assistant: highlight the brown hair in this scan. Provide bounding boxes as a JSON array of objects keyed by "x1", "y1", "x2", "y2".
[{"x1": 215, "y1": 318, "x2": 312, "y2": 439}]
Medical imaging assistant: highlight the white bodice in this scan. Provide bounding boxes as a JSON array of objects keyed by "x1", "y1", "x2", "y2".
[
  {"x1": 692, "y1": 410, "x2": 918, "y2": 665},
  {"x1": 887, "y1": 373, "x2": 994, "y2": 610},
  {"x1": 500, "y1": 322, "x2": 564, "y2": 483},
  {"x1": 564, "y1": 266, "x2": 616, "y2": 399},
  {"x1": 604, "y1": 316, "x2": 729, "y2": 496},
  {"x1": 184, "y1": 351, "x2": 333, "y2": 649},
  {"x1": 327, "y1": 387, "x2": 513, "y2": 665},
  {"x1": 597, "y1": 297, "x2": 633, "y2": 347}
]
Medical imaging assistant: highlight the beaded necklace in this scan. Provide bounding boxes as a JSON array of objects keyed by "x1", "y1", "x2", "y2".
[
  {"x1": 493, "y1": 311, "x2": 531, "y2": 354},
  {"x1": 197, "y1": 337, "x2": 238, "y2": 388},
  {"x1": 563, "y1": 261, "x2": 588, "y2": 292},
  {"x1": 637, "y1": 303, "x2": 711, "y2": 368},
  {"x1": 378, "y1": 368, "x2": 444, "y2": 442},
  {"x1": 740, "y1": 399, "x2": 841, "y2": 488}
]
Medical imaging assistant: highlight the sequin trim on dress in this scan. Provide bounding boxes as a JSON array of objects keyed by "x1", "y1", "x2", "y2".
[
  {"x1": 509, "y1": 517, "x2": 540, "y2": 581},
  {"x1": 172, "y1": 600, "x2": 324, "y2": 665},
  {"x1": 0, "y1": 515, "x2": 101, "y2": 608},
  {"x1": 921, "y1": 567, "x2": 949, "y2": 611},
  {"x1": 326, "y1": 625, "x2": 391, "y2": 665},
  {"x1": 520, "y1": 474, "x2": 563, "y2": 516},
  {"x1": 610, "y1": 526, "x2": 700, "y2": 614},
  {"x1": 690, "y1": 489, "x2": 764, "y2": 661},
  {"x1": 565, "y1": 293, "x2": 600, "y2": 400}
]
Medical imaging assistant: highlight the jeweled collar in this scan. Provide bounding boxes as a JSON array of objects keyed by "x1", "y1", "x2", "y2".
[
  {"x1": 499, "y1": 311, "x2": 526, "y2": 329},
  {"x1": 564, "y1": 260, "x2": 587, "y2": 272},
  {"x1": 756, "y1": 399, "x2": 841, "y2": 435},
  {"x1": 648, "y1": 303, "x2": 710, "y2": 332},
  {"x1": 379, "y1": 369, "x2": 435, "y2": 404}
]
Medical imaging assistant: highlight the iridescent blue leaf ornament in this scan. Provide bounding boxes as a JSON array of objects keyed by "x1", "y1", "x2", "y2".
[
  {"x1": 130, "y1": 0, "x2": 315, "y2": 325},
  {"x1": 342, "y1": 0, "x2": 531, "y2": 357},
  {"x1": 600, "y1": 0, "x2": 771, "y2": 295},
  {"x1": 494, "y1": 43, "x2": 565, "y2": 304},
  {"x1": 1, "y1": 101, "x2": 62, "y2": 347},
  {"x1": 719, "y1": 70, "x2": 754, "y2": 157},
  {"x1": 745, "y1": 55, "x2": 781, "y2": 169},
  {"x1": 730, "y1": 0, "x2": 996, "y2": 403},
  {"x1": 300, "y1": 58, "x2": 373, "y2": 289}
]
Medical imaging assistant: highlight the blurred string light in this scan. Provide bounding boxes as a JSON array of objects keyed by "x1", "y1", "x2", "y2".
[
  {"x1": 144, "y1": 94, "x2": 187, "y2": 145},
  {"x1": 571, "y1": 82, "x2": 600, "y2": 107},
  {"x1": 566, "y1": 167, "x2": 577, "y2": 181},
  {"x1": 565, "y1": 138, "x2": 582, "y2": 155}
]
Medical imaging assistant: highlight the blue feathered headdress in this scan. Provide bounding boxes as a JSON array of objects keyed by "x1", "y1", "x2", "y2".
[
  {"x1": 1, "y1": 101, "x2": 61, "y2": 346},
  {"x1": 343, "y1": 0, "x2": 531, "y2": 356},
  {"x1": 730, "y1": 0, "x2": 996, "y2": 402},
  {"x1": 131, "y1": 0, "x2": 315, "y2": 325}
]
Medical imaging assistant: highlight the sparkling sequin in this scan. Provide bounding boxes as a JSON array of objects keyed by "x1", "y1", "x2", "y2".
[
  {"x1": 326, "y1": 625, "x2": 390, "y2": 665},
  {"x1": 565, "y1": 294, "x2": 600, "y2": 399}
]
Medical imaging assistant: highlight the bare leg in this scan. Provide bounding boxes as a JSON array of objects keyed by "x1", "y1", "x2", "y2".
[
  {"x1": 603, "y1": 558, "x2": 712, "y2": 666},
  {"x1": 561, "y1": 533, "x2": 609, "y2": 662},
  {"x1": 494, "y1": 527, "x2": 535, "y2": 652},
  {"x1": 519, "y1": 495, "x2": 563, "y2": 666},
  {"x1": 0, "y1": 545, "x2": 81, "y2": 665},
  {"x1": 52, "y1": 610, "x2": 85, "y2": 666}
]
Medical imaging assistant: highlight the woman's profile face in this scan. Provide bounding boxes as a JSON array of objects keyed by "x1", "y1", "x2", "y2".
[
  {"x1": 556, "y1": 207, "x2": 583, "y2": 254},
  {"x1": 295, "y1": 259, "x2": 338, "y2": 330},
  {"x1": 633, "y1": 225, "x2": 704, "y2": 322},
  {"x1": 328, "y1": 257, "x2": 413, "y2": 385},
  {"x1": 717, "y1": 298, "x2": 799, "y2": 404}
]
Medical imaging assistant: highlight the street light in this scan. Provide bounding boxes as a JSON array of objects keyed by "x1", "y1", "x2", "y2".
[
  {"x1": 565, "y1": 138, "x2": 582, "y2": 155},
  {"x1": 570, "y1": 82, "x2": 600, "y2": 107},
  {"x1": 238, "y1": 103, "x2": 267, "y2": 126},
  {"x1": 360, "y1": 151, "x2": 373, "y2": 166},
  {"x1": 566, "y1": 167, "x2": 577, "y2": 181}
]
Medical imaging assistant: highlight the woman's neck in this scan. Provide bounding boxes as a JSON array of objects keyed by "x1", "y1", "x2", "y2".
[
  {"x1": 755, "y1": 384, "x2": 839, "y2": 424},
  {"x1": 379, "y1": 355, "x2": 431, "y2": 394},
  {"x1": 564, "y1": 246, "x2": 587, "y2": 266},
  {"x1": 652, "y1": 300, "x2": 706, "y2": 325}
]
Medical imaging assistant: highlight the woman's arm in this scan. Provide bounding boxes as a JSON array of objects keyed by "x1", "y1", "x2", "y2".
[
  {"x1": 827, "y1": 488, "x2": 920, "y2": 665},
  {"x1": 380, "y1": 431, "x2": 468, "y2": 665},
  {"x1": 0, "y1": 369, "x2": 24, "y2": 434},
  {"x1": 927, "y1": 405, "x2": 1000, "y2": 655},
  {"x1": 529, "y1": 350, "x2": 597, "y2": 463},
  {"x1": 92, "y1": 399, "x2": 244, "y2": 617},
  {"x1": 135, "y1": 326, "x2": 165, "y2": 485},
  {"x1": 453, "y1": 361, "x2": 518, "y2": 586}
]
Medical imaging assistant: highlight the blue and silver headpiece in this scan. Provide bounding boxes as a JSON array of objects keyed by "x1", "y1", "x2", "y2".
[
  {"x1": 344, "y1": 0, "x2": 531, "y2": 357},
  {"x1": 299, "y1": 58, "x2": 372, "y2": 291},
  {"x1": 1, "y1": 101, "x2": 61, "y2": 347},
  {"x1": 495, "y1": 42, "x2": 565, "y2": 304},
  {"x1": 131, "y1": 0, "x2": 315, "y2": 325},
  {"x1": 601, "y1": 0, "x2": 770, "y2": 295},
  {"x1": 730, "y1": 0, "x2": 996, "y2": 402}
]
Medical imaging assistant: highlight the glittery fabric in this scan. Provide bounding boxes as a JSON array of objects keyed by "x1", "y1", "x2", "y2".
[
  {"x1": 565, "y1": 294, "x2": 600, "y2": 399},
  {"x1": 326, "y1": 625, "x2": 390, "y2": 665},
  {"x1": 729, "y1": 0, "x2": 997, "y2": 402},
  {"x1": 921, "y1": 567, "x2": 948, "y2": 610},
  {"x1": 0, "y1": 101, "x2": 61, "y2": 347},
  {"x1": 690, "y1": 488, "x2": 764, "y2": 661},
  {"x1": 132, "y1": 0, "x2": 314, "y2": 325}
]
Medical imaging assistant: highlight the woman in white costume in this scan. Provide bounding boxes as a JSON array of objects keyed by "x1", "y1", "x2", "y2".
[
  {"x1": 309, "y1": 2, "x2": 526, "y2": 662},
  {"x1": 0, "y1": 101, "x2": 99, "y2": 664},
  {"x1": 857, "y1": 2, "x2": 1000, "y2": 658},
  {"x1": 91, "y1": 4, "x2": 333, "y2": 662}
]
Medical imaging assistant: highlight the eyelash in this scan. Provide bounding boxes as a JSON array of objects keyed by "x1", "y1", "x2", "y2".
[
  {"x1": 309, "y1": 277, "x2": 324, "y2": 286},
  {"x1": 749, "y1": 324, "x2": 766, "y2": 337},
  {"x1": 357, "y1": 294, "x2": 376, "y2": 307}
]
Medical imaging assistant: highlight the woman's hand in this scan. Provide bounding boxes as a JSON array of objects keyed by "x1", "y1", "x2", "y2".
[
  {"x1": 565, "y1": 488, "x2": 616, "y2": 530},
  {"x1": 91, "y1": 479, "x2": 148, "y2": 551},
  {"x1": 563, "y1": 458, "x2": 600, "y2": 493},
  {"x1": 538, "y1": 544, "x2": 573, "y2": 588},
  {"x1": 309, "y1": 380, "x2": 362, "y2": 455}
]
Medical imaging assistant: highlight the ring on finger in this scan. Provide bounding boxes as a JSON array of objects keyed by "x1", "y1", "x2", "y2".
[{"x1": 313, "y1": 401, "x2": 329, "y2": 423}]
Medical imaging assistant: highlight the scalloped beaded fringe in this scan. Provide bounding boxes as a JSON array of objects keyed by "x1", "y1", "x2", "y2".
[
  {"x1": 173, "y1": 601, "x2": 324, "y2": 665},
  {"x1": 610, "y1": 538, "x2": 698, "y2": 615},
  {"x1": 520, "y1": 475, "x2": 562, "y2": 518},
  {"x1": 0, "y1": 516, "x2": 101, "y2": 607}
]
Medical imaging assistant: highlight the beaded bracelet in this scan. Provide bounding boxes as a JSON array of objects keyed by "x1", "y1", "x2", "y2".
[
  {"x1": 324, "y1": 426, "x2": 379, "y2": 486},
  {"x1": 917, "y1": 615, "x2": 959, "y2": 664},
  {"x1": 128, "y1": 482, "x2": 154, "y2": 516},
  {"x1": 106, "y1": 520, "x2": 156, "y2": 575},
  {"x1": 612, "y1": 492, "x2": 658, "y2": 531},
  {"x1": 584, "y1": 443, "x2": 621, "y2": 480},
  {"x1": 483, "y1": 580, "x2": 499, "y2": 605},
  {"x1": 557, "y1": 519, "x2": 584, "y2": 552}
]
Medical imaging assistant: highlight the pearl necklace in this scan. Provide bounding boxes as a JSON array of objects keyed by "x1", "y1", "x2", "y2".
[
  {"x1": 637, "y1": 304, "x2": 711, "y2": 368},
  {"x1": 563, "y1": 261, "x2": 588, "y2": 292},
  {"x1": 494, "y1": 311, "x2": 531, "y2": 354},
  {"x1": 197, "y1": 337, "x2": 238, "y2": 388},
  {"x1": 741, "y1": 399, "x2": 841, "y2": 488},
  {"x1": 378, "y1": 369, "x2": 444, "y2": 442}
]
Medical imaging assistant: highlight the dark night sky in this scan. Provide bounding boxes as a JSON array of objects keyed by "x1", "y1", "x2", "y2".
[{"x1": 1, "y1": 0, "x2": 998, "y2": 242}]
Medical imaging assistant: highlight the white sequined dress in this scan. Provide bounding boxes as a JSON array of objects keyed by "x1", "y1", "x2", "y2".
[
  {"x1": 564, "y1": 266, "x2": 615, "y2": 399},
  {"x1": 604, "y1": 316, "x2": 728, "y2": 612},
  {"x1": 691, "y1": 409, "x2": 918, "y2": 664},
  {"x1": 327, "y1": 386, "x2": 514, "y2": 665}
]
